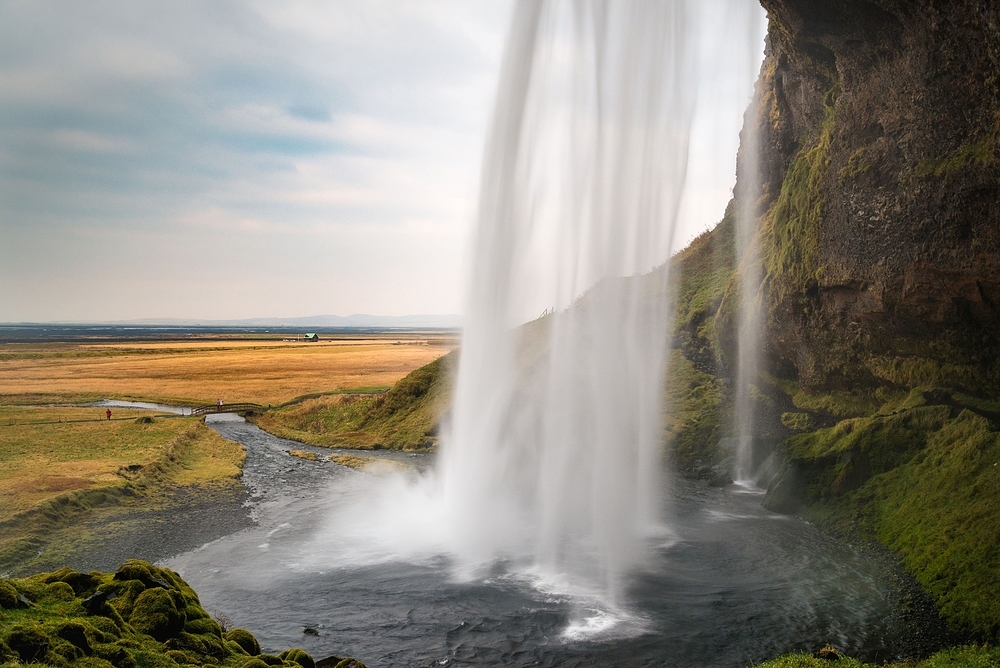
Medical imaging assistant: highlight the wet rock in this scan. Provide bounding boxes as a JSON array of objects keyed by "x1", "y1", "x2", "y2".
[{"x1": 763, "y1": 464, "x2": 803, "y2": 514}]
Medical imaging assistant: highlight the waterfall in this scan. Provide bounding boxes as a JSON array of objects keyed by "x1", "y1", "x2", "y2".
[
  {"x1": 305, "y1": 0, "x2": 766, "y2": 613},
  {"x1": 441, "y1": 0, "x2": 767, "y2": 598},
  {"x1": 731, "y1": 4, "x2": 766, "y2": 483},
  {"x1": 443, "y1": 0, "x2": 696, "y2": 601}
]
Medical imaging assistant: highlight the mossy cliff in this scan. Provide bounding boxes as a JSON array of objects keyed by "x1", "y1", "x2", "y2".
[
  {"x1": 669, "y1": 0, "x2": 1000, "y2": 647},
  {"x1": 0, "y1": 560, "x2": 365, "y2": 668}
]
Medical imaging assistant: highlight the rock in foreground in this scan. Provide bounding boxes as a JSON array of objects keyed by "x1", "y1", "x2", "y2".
[{"x1": 0, "y1": 560, "x2": 365, "y2": 668}]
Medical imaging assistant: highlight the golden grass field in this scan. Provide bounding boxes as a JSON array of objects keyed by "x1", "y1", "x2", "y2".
[
  {"x1": 0, "y1": 334, "x2": 451, "y2": 568},
  {"x1": 0, "y1": 335, "x2": 454, "y2": 406},
  {"x1": 0, "y1": 406, "x2": 244, "y2": 524}
]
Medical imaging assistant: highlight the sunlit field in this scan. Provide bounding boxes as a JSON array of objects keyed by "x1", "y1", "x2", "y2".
[
  {"x1": 0, "y1": 406, "x2": 242, "y2": 523},
  {"x1": 0, "y1": 335, "x2": 455, "y2": 406}
]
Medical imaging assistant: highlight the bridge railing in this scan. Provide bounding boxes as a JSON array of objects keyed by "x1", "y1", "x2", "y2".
[{"x1": 191, "y1": 402, "x2": 263, "y2": 416}]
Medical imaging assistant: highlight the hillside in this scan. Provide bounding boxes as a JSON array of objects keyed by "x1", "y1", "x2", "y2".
[{"x1": 253, "y1": 352, "x2": 456, "y2": 451}]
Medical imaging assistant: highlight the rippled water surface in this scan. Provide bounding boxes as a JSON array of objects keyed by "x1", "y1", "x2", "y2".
[{"x1": 167, "y1": 422, "x2": 910, "y2": 667}]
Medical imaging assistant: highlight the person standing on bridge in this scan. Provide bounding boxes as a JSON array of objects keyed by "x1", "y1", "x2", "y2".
[{"x1": 217, "y1": 398, "x2": 223, "y2": 411}]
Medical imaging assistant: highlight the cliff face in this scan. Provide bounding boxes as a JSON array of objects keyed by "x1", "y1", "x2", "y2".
[
  {"x1": 751, "y1": 0, "x2": 1000, "y2": 394},
  {"x1": 669, "y1": 0, "x2": 1000, "y2": 643}
]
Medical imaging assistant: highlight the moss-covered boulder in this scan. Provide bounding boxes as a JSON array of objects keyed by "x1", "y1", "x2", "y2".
[
  {"x1": 278, "y1": 648, "x2": 315, "y2": 668},
  {"x1": 0, "y1": 579, "x2": 21, "y2": 610},
  {"x1": 240, "y1": 659, "x2": 272, "y2": 668},
  {"x1": 0, "y1": 560, "x2": 367, "y2": 668},
  {"x1": 5, "y1": 620, "x2": 51, "y2": 662},
  {"x1": 128, "y1": 588, "x2": 185, "y2": 641},
  {"x1": 225, "y1": 628, "x2": 261, "y2": 656}
]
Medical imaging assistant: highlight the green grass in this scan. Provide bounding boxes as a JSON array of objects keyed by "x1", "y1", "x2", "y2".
[
  {"x1": 775, "y1": 401, "x2": 1000, "y2": 641},
  {"x1": 756, "y1": 645, "x2": 1000, "y2": 668},
  {"x1": 0, "y1": 560, "x2": 366, "y2": 668},
  {"x1": 0, "y1": 410, "x2": 245, "y2": 572},
  {"x1": 664, "y1": 350, "x2": 730, "y2": 475},
  {"x1": 670, "y1": 208, "x2": 736, "y2": 368},
  {"x1": 254, "y1": 352, "x2": 455, "y2": 451}
]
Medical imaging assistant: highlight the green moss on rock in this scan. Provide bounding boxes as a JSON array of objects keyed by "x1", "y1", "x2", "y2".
[
  {"x1": 278, "y1": 648, "x2": 314, "y2": 668},
  {"x1": 756, "y1": 644, "x2": 1000, "y2": 668},
  {"x1": 224, "y1": 629, "x2": 260, "y2": 656},
  {"x1": 129, "y1": 589, "x2": 185, "y2": 642},
  {"x1": 6, "y1": 621, "x2": 51, "y2": 663},
  {"x1": 767, "y1": 404, "x2": 1000, "y2": 641},
  {"x1": 0, "y1": 580, "x2": 20, "y2": 610},
  {"x1": 0, "y1": 561, "x2": 367, "y2": 668},
  {"x1": 761, "y1": 103, "x2": 833, "y2": 302}
]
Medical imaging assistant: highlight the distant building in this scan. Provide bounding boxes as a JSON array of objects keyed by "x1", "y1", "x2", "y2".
[{"x1": 304, "y1": 333, "x2": 319, "y2": 342}]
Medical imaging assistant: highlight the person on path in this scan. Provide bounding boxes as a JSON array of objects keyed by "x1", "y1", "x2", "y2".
[
  {"x1": 217, "y1": 398, "x2": 223, "y2": 411},
  {"x1": 106, "y1": 408, "x2": 112, "y2": 421}
]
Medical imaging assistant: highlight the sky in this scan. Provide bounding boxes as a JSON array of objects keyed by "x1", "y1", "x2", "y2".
[{"x1": 0, "y1": 1, "x2": 765, "y2": 323}]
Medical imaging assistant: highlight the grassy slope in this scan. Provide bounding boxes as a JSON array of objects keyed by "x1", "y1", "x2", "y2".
[
  {"x1": 254, "y1": 351, "x2": 455, "y2": 451},
  {"x1": 774, "y1": 393, "x2": 1000, "y2": 641},
  {"x1": 0, "y1": 408, "x2": 245, "y2": 571},
  {"x1": 0, "y1": 560, "x2": 365, "y2": 668},
  {"x1": 664, "y1": 209, "x2": 736, "y2": 476}
]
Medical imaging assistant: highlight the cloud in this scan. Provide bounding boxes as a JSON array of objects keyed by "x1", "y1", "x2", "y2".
[
  {"x1": 0, "y1": 0, "x2": 764, "y2": 323},
  {"x1": 0, "y1": 0, "x2": 510, "y2": 321}
]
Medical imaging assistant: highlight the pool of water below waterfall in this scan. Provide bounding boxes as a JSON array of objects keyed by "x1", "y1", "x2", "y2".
[{"x1": 166, "y1": 420, "x2": 914, "y2": 668}]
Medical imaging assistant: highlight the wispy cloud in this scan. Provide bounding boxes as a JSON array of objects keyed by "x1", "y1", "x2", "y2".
[{"x1": 0, "y1": 0, "x2": 510, "y2": 321}]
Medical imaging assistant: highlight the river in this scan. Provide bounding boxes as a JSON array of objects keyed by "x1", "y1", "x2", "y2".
[{"x1": 165, "y1": 418, "x2": 922, "y2": 667}]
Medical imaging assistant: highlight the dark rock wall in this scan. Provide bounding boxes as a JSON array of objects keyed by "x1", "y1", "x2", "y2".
[{"x1": 745, "y1": 0, "x2": 1000, "y2": 394}]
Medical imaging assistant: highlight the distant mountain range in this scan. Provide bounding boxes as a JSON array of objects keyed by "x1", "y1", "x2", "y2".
[{"x1": 3, "y1": 314, "x2": 461, "y2": 329}]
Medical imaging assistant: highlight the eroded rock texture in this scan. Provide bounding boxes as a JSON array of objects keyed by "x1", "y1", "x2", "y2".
[{"x1": 746, "y1": 0, "x2": 1000, "y2": 393}]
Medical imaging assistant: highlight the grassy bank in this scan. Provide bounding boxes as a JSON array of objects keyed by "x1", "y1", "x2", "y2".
[
  {"x1": 0, "y1": 407, "x2": 245, "y2": 572},
  {"x1": 0, "y1": 337, "x2": 452, "y2": 406},
  {"x1": 757, "y1": 645, "x2": 1000, "y2": 667},
  {"x1": 254, "y1": 352, "x2": 455, "y2": 451},
  {"x1": 765, "y1": 388, "x2": 1000, "y2": 642},
  {"x1": 0, "y1": 560, "x2": 365, "y2": 668}
]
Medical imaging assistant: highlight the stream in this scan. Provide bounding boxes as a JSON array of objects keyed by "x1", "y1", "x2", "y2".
[{"x1": 165, "y1": 419, "x2": 917, "y2": 668}]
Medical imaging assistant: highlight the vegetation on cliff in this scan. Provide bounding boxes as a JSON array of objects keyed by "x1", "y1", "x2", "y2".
[
  {"x1": 253, "y1": 352, "x2": 455, "y2": 451},
  {"x1": 0, "y1": 560, "x2": 365, "y2": 668},
  {"x1": 766, "y1": 392, "x2": 1000, "y2": 641}
]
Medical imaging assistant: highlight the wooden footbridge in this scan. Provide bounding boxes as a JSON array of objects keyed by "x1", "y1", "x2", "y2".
[{"x1": 191, "y1": 402, "x2": 263, "y2": 416}]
